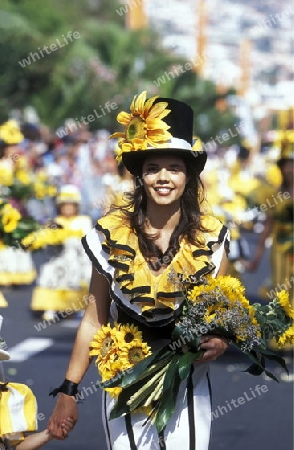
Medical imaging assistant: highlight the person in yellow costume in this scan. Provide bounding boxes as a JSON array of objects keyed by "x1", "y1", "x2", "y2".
[
  {"x1": 0, "y1": 121, "x2": 36, "y2": 293},
  {"x1": 246, "y1": 138, "x2": 294, "y2": 306},
  {"x1": 229, "y1": 141, "x2": 260, "y2": 199},
  {"x1": 30, "y1": 185, "x2": 92, "y2": 320},
  {"x1": 201, "y1": 146, "x2": 249, "y2": 279},
  {"x1": 47, "y1": 92, "x2": 230, "y2": 449},
  {"x1": 0, "y1": 315, "x2": 73, "y2": 449}
]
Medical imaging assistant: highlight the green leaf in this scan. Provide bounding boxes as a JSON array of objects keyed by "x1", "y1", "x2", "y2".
[
  {"x1": 171, "y1": 325, "x2": 183, "y2": 341},
  {"x1": 126, "y1": 367, "x2": 167, "y2": 412},
  {"x1": 109, "y1": 376, "x2": 151, "y2": 419},
  {"x1": 119, "y1": 346, "x2": 173, "y2": 388},
  {"x1": 121, "y1": 356, "x2": 172, "y2": 388},
  {"x1": 263, "y1": 369, "x2": 279, "y2": 383},
  {"x1": 187, "y1": 336, "x2": 201, "y2": 351},
  {"x1": 178, "y1": 350, "x2": 203, "y2": 381},
  {"x1": 99, "y1": 346, "x2": 173, "y2": 389},
  {"x1": 257, "y1": 348, "x2": 289, "y2": 375},
  {"x1": 241, "y1": 347, "x2": 288, "y2": 382},
  {"x1": 244, "y1": 363, "x2": 264, "y2": 376},
  {"x1": 155, "y1": 356, "x2": 182, "y2": 433}
]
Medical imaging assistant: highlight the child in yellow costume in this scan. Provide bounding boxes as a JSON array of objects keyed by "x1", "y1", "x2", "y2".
[
  {"x1": 30, "y1": 185, "x2": 92, "y2": 320},
  {"x1": 0, "y1": 315, "x2": 73, "y2": 449}
]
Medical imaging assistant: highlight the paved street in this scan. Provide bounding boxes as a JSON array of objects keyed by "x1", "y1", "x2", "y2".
[{"x1": 0, "y1": 233, "x2": 293, "y2": 450}]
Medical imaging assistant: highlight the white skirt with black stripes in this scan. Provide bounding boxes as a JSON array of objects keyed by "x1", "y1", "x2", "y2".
[{"x1": 102, "y1": 362, "x2": 211, "y2": 450}]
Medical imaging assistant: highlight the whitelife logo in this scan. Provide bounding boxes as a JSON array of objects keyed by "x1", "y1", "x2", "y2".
[{"x1": 18, "y1": 31, "x2": 81, "y2": 68}]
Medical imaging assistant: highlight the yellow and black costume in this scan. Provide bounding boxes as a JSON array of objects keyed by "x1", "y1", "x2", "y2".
[{"x1": 82, "y1": 211, "x2": 229, "y2": 449}]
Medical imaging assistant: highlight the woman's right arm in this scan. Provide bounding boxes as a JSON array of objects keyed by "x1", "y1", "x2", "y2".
[{"x1": 47, "y1": 265, "x2": 111, "y2": 439}]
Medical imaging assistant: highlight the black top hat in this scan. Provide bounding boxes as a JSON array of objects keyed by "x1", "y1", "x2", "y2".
[{"x1": 110, "y1": 92, "x2": 207, "y2": 175}]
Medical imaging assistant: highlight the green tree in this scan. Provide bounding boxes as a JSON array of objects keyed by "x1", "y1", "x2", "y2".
[{"x1": 0, "y1": 0, "x2": 239, "y2": 145}]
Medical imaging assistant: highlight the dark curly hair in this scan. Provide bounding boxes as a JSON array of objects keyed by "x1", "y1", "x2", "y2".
[{"x1": 108, "y1": 161, "x2": 211, "y2": 270}]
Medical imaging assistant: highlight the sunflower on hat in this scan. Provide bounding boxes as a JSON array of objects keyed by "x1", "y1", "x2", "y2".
[
  {"x1": 110, "y1": 91, "x2": 208, "y2": 175},
  {"x1": 110, "y1": 91, "x2": 172, "y2": 163}
]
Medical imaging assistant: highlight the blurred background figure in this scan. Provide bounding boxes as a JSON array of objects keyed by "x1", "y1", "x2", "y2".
[
  {"x1": 245, "y1": 111, "x2": 294, "y2": 310},
  {"x1": 0, "y1": 120, "x2": 37, "y2": 292},
  {"x1": 30, "y1": 185, "x2": 92, "y2": 320}
]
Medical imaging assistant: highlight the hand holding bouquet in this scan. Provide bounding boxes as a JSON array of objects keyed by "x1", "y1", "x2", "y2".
[{"x1": 90, "y1": 276, "x2": 293, "y2": 432}]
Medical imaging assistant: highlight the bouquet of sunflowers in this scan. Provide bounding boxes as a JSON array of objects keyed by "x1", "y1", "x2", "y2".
[
  {"x1": 90, "y1": 276, "x2": 294, "y2": 432},
  {"x1": 0, "y1": 201, "x2": 40, "y2": 248}
]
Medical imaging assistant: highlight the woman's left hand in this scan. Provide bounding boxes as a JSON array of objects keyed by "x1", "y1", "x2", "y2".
[{"x1": 198, "y1": 335, "x2": 229, "y2": 362}]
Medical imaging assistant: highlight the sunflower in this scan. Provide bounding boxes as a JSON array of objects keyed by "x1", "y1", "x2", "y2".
[
  {"x1": 277, "y1": 326, "x2": 294, "y2": 348},
  {"x1": 89, "y1": 324, "x2": 121, "y2": 363},
  {"x1": 1, "y1": 204, "x2": 21, "y2": 233},
  {"x1": 116, "y1": 322, "x2": 143, "y2": 344},
  {"x1": 276, "y1": 290, "x2": 294, "y2": 319},
  {"x1": 99, "y1": 360, "x2": 124, "y2": 398},
  {"x1": 188, "y1": 276, "x2": 250, "y2": 310},
  {"x1": 110, "y1": 90, "x2": 172, "y2": 162},
  {"x1": 119, "y1": 340, "x2": 151, "y2": 367}
]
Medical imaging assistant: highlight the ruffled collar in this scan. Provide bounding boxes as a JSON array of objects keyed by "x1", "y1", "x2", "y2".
[{"x1": 96, "y1": 212, "x2": 225, "y2": 313}]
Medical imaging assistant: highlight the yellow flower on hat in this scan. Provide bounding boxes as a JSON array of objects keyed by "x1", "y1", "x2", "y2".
[{"x1": 110, "y1": 91, "x2": 172, "y2": 162}]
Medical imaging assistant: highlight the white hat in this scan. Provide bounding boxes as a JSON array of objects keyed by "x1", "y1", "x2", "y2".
[{"x1": 56, "y1": 184, "x2": 81, "y2": 205}]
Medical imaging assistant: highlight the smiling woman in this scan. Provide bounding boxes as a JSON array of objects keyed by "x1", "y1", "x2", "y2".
[
  {"x1": 48, "y1": 92, "x2": 230, "y2": 450},
  {"x1": 142, "y1": 155, "x2": 188, "y2": 207}
]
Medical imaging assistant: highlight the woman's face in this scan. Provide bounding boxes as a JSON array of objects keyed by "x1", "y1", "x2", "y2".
[{"x1": 142, "y1": 155, "x2": 188, "y2": 207}]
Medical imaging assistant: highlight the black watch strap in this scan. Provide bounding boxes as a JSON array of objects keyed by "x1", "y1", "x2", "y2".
[{"x1": 49, "y1": 379, "x2": 79, "y2": 397}]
